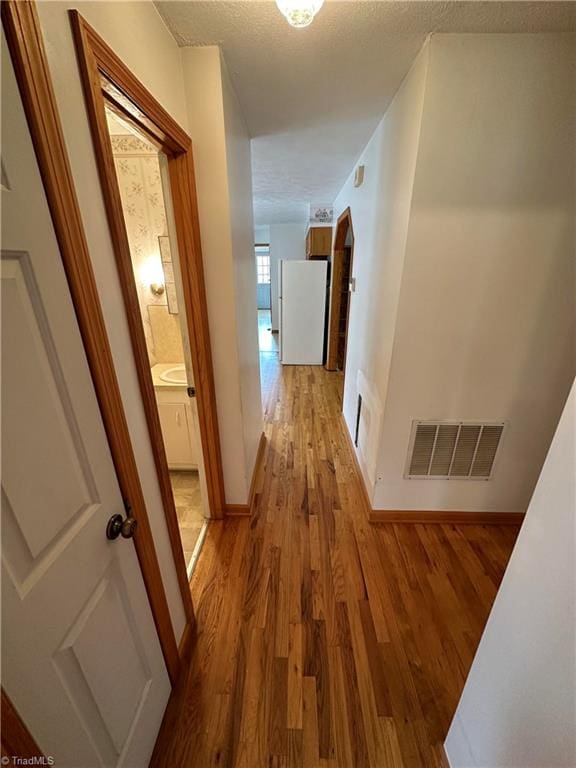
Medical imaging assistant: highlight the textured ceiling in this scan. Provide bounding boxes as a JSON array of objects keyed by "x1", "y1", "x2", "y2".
[{"x1": 156, "y1": 1, "x2": 576, "y2": 224}]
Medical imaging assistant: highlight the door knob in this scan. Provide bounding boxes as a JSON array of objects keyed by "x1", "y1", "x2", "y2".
[{"x1": 106, "y1": 513, "x2": 138, "y2": 540}]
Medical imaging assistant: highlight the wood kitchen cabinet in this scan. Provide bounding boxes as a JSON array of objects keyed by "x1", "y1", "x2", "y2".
[{"x1": 306, "y1": 226, "x2": 332, "y2": 259}]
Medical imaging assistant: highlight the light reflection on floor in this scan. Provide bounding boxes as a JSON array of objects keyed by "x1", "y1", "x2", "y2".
[{"x1": 258, "y1": 308, "x2": 278, "y2": 353}]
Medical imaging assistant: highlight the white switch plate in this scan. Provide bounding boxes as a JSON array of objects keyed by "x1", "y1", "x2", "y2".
[{"x1": 354, "y1": 165, "x2": 365, "y2": 187}]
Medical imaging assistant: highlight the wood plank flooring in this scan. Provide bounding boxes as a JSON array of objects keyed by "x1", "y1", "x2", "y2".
[{"x1": 152, "y1": 356, "x2": 519, "y2": 768}]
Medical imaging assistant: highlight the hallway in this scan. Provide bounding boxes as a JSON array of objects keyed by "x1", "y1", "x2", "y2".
[{"x1": 152, "y1": 358, "x2": 519, "y2": 768}]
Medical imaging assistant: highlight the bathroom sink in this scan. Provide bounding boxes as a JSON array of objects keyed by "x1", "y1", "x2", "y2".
[{"x1": 159, "y1": 365, "x2": 188, "y2": 385}]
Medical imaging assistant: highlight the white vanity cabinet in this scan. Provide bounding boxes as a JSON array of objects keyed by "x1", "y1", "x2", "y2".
[{"x1": 152, "y1": 373, "x2": 198, "y2": 470}]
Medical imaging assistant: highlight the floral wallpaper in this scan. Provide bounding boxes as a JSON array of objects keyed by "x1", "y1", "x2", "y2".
[{"x1": 112, "y1": 135, "x2": 183, "y2": 365}]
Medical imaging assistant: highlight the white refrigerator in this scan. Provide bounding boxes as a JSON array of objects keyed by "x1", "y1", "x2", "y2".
[{"x1": 279, "y1": 260, "x2": 328, "y2": 365}]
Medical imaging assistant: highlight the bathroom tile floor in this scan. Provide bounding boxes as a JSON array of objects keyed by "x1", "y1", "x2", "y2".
[{"x1": 170, "y1": 470, "x2": 205, "y2": 569}]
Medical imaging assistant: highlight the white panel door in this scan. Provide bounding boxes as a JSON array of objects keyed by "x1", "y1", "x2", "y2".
[{"x1": 1, "y1": 33, "x2": 170, "y2": 767}]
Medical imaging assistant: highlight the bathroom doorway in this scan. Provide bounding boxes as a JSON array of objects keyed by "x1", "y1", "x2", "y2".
[
  {"x1": 72, "y1": 9, "x2": 225, "y2": 663},
  {"x1": 104, "y1": 107, "x2": 208, "y2": 576}
]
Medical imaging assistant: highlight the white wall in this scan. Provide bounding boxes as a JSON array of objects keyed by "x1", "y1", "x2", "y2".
[
  {"x1": 445, "y1": 379, "x2": 576, "y2": 767},
  {"x1": 37, "y1": 0, "x2": 187, "y2": 640},
  {"x1": 255, "y1": 224, "x2": 270, "y2": 244},
  {"x1": 181, "y1": 46, "x2": 262, "y2": 504},
  {"x1": 269, "y1": 222, "x2": 307, "y2": 330},
  {"x1": 375, "y1": 33, "x2": 575, "y2": 512},
  {"x1": 221, "y1": 58, "x2": 263, "y2": 488},
  {"x1": 332, "y1": 44, "x2": 430, "y2": 493}
]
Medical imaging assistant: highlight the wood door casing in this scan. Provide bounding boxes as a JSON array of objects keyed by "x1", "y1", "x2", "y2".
[
  {"x1": 326, "y1": 208, "x2": 354, "y2": 374},
  {"x1": 1, "y1": 690, "x2": 42, "y2": 760},
  {"x1": 69, "y1": 12, "x2": 225, "y2": 512},
  {"x1": 69, "y1": 11, "x2": 227, "y2": 637}
]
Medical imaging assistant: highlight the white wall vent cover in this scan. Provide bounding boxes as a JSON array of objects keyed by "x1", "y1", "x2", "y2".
[{"x1": 405, "y1": 421, "x2": 505, "y2": 480}]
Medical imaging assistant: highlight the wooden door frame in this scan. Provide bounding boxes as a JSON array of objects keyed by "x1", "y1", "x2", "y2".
[
  {"x1": 1, "y1": 690, "x2": 43, "y2": 760},
  {"x1": 1, "y1": 0, "x2": 187, "y2": 704},
  {"x1": 69, "y1": 8, "x2": 227, "y2": 608},
  {"x1": 326, "y1": 207, "x2": 354, "y2": 381}
]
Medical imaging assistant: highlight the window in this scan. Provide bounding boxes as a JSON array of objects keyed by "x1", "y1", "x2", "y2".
[{"x1": 255, "y1": 245, "x2": 270, "y2": 284}]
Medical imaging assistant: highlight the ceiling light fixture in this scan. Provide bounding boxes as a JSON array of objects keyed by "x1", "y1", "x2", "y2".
[{"x1": 275, "y1": 0, "x2": 324, "y2": 28}]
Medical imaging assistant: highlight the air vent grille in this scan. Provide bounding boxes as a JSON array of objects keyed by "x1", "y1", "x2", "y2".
[{"x1": 406, "y1": 421, "x2": 504, "y2": 480}]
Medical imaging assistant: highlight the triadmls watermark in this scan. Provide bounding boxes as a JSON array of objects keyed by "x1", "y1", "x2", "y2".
[{"x1": 1, "y1": 758, "x2": 55, "y2": 766}]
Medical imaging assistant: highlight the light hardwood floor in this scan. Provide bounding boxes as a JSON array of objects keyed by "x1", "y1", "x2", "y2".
[
  {"x1": 152, "y1": 357, "x2": 519, "y2": 768},
  {"x1": 258, "y1": 309, "x2": 278, "y2": 353}
]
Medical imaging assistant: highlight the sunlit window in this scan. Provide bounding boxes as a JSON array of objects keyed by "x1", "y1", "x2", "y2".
[{"x1": 255, "y1": 245, "x2": 270, "y2": 284}]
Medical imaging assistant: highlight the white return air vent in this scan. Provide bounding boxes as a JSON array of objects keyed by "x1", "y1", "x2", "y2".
[{"x1": 405, "y1": 421, "x2": 505, "y2": 480}]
